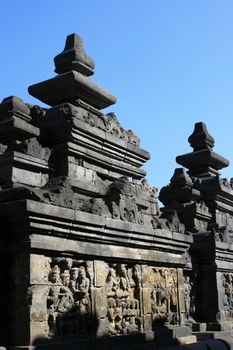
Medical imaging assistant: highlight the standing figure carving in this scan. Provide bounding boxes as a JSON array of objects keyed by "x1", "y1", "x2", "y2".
[
  {"x1": 47, "y1": 265, "x2": 74, "y2": 335},
  {"x1": 150, "y1": 267, "x2": 178, "y2": 325},
  {"x1": 106, "y1": 263, "x2": 141, "y2": 335},
  {"x1": 47, "y1": 262, "x2": 91, "y2": 336}
]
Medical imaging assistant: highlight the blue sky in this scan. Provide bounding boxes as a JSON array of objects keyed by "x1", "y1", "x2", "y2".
[{"x1": 1, "y1": 1, "x2": 233, "y2": 194}]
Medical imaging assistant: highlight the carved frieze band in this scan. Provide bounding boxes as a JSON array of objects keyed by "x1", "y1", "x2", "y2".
[{"x1": 43, "y1": 258, "x2": 189, "y2": 338}]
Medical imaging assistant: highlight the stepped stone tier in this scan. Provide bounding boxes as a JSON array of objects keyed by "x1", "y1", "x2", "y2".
[{"x1": 0, "y1": 34, "x2": 233, "y2": 350}]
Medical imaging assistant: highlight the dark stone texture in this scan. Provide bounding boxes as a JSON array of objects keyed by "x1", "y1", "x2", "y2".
[
  {"x1": 160, "y1": 122, "x2": 233, "y2": 346},
  {"x1": 54, "y1": 33, "x2": 95, "y2": 76},
  {"x1": 28, "y1": 71, "x2": 116, "y2": 109},
  {"x1": 176, "y1": 123, "x2": 229, "y2": 177}
]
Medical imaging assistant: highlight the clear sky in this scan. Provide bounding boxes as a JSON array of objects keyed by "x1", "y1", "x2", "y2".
[{"x1": 1, "y1": 1, "x2": 233, "y2": 195}]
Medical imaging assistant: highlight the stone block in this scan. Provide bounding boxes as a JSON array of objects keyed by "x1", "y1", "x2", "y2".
[
  {"x1": 143, "y1": 314, "x2": 152, "y2": 332},
  {"x1": 172, "y1": 326, "x2": 192, "y2": 338},
  {"x1": 29, "y1": 285, "x2": 48, "y2": 322},
  {"x1": 12, "y1": 253, "x2": 30, "y2": 285},
  {"x1": 28, "y1": 71, "x2": 116, "y2": 109},
  {"x1": 94, "y1": 287, "x2": 107, "y2": 318},
  {"x1": 193, "y1": 323, "x2": 207, "y2": 332},
  {"x1": 178, "y1": 335, "x2": 197, "y2": 345},
  {"x1": 96, "y1": 318, "x2": 108, "y2": 338},
  {"x1": 207, "y1": 322, "x2": 233, "y2": 331},
  {"x1": 94, "y1": 261, "x2": 109, "y2": 287},
  {"x1": 30, "y1": 255, "x2": 51, "y2": 285},
  {"x1": 29, "y1": 321, "x2": 48, "y2": 344},
  {"x1": 177, "y1": 268, "x2": 185, "y2": 313},
  {"x1": 142, "y1": 288, "x2": 152, "y2": 314},
  {"x1": 12, "y1": 168, "x2": 44, "y2": 187}
]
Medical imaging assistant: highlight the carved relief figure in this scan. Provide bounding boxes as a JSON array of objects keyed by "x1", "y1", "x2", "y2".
[
  {"x1": 58, "y1": 270, "x2": 74, "y2": 313},
  {"x1": 150, "y1": 267, "x2": 178, "y2": 325},
  {"x1": 222, "y1": 273, "x2": 233, "y2": 311},
  {"x1": 47, "y1": 262, "x2": 91, "y2": 336},
  {"x1": 106, "y1": 267, "x2": 120, "y2": 297},
  {"x1": 106, "y1": 264, "x2": 141, "y2": 335},
  {"x1": 46, "y1": 260, "x2": 182, "y2": 337},
  {"x1": 183, "y1": 273, "x2": 196, "y2": 324},
  {"x1": 74, "y1": 266, "x2": 90, "y2": 316},
  {"x1": 47, "y1": 265, "x2": 74, "y2": 335},
  {"x1": 107, "y1": 177, "x2": 139, "y2": 224},
  {"x1": 184, "y1": 276, "x2": 192, "y2": 319}
]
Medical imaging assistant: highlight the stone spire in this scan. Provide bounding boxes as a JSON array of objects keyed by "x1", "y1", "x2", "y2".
[
  {"x1": 28, "y1": 33, "x2": 116, "y2": 109},
  {"x1": 188, "y1": 122, "x2": 214, "y2": 151},
  {"x1": 54, "y1": 33, "x2": 95, "y2": 76},
  {"x1": 159, "y1": 122, "x2": 231, "y2": 233},
  {"x1": 176, "y1": 122, "x2": 229, "y2": 177}
]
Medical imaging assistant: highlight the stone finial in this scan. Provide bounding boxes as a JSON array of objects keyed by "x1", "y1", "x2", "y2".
[
  {"x1": 54, "y1": 33, "x2": 95, "y2": 76},
  {"x1": 0, "y1": 96, "x2": 30, "y2": 121},
  {"x1": 170, "y1": 168, "x2": 192, "y2": 188},
  {"x1": 29, "y1": 34, "x2": 116, "y2": 108},
  {"x1": 176, "y1": 121, "x2": 229, "y2": 177},
  {"x1": 188, "y1": 122, "x2": 215, "y2": 151}
]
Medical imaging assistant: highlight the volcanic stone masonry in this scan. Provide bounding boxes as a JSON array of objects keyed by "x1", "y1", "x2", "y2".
[{"x1": 0, "y1": 33, "x2": 233, "y2": 349}]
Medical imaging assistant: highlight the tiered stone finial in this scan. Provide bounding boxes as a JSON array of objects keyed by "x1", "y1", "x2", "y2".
[
  {"x1": 159, "y1": 122, "x2": 231, "y2": 234},
  {"x1": 188, "y1": 122, "x2": 214, "y2": 151},
  {"x1": 54, "y1": 33, "x2": 95, "y2": 76},
  {"x1": 170, "y1": 168, "x2": 193, "y2": 188},
  {"x1": 176, "y1": 122, "x2": 229, "y2": 177},
  {"x1": 28, "y1": 33, "x2": 116, "y2": 109}
]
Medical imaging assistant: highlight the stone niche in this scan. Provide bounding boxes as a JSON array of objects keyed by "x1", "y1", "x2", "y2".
[{"x1": 0, "y1": 34, "x2": 232, "y2": 350}]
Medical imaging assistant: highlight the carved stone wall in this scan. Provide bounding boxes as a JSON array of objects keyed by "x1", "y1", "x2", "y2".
[
  {"x1": 1, "y1": 33, "x2": 233, "y2": 349},
  {"x1": 20, "y1": 255, "x2": 188, "y2": 341}
]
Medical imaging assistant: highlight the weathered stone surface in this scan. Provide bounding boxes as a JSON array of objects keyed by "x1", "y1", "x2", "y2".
[
  {"x1": 176, "y1": 122, "x2": 229, "y2": 177},
  {"x1": 28, "y1": 71, "x2": 117, "y2": 108},
  {"x1": 54, "y1": 33, "x2": 95, "y2": 76},
  {"x1": 1, "y1": 34, "x2": 233, "y2": 350},
  {"x1": 160, "y1": 121, "x2": 233, "y2": 339}
]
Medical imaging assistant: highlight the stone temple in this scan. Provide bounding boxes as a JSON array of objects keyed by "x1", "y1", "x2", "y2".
[{"x1": 0, "y1": 34, "x2": 233, "y2": 350}]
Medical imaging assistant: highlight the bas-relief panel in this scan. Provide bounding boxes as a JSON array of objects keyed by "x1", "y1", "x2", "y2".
[
  {"x1": 43, "y1": 258, "x2": 187, "y2": 338},
  {"x1": 183, "y1": 272, "x2": 196, "y2": 324},
  {"x1": 47, "y1": 261, "x2": 93, "y2": 336},
  {"x1": 106, "y1": 264, "x2": 141, "y2": 335},
  {"x1": 219, "y1": 272, "x2": 233, "y2": 320},
  {"x1": 148, "y1": 267, "x2": 179, "y2": 325}
]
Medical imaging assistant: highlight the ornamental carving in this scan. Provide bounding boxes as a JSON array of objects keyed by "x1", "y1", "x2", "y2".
[
  {"x1": 47, "y1": 261, "x2": 92, "y2": 337},
  {"x1": 106, "y1": 264, "x2": 141, "y2": 335},
  {"x1": 216, "y1": 273, "x2": 233, "y2": 321},
  {"x1": 149, "y1": 267, "x2": 179, "y2": 325},
  {"x1": 222, "y1": 273, "x2": 233, "y2": 310},
  {"x1": 183, "y1": 273, "x2": 196, "y2": 324},
  {"x1": 45, "y1": 259, "x2": 188, "y2": 338}
]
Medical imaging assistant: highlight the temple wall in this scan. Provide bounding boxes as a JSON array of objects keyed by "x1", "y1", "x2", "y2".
[{"x1": 0, "y1": 33, "x2": 233, "y2": 349}]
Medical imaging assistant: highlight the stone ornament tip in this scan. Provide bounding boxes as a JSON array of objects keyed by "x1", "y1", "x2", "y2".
[
  {"x1": 54, "y1": 33, "x2": 95, "y2": 76},
  {"x1": 188, "y1": 121, "x2": 215, "y2": 151}
]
